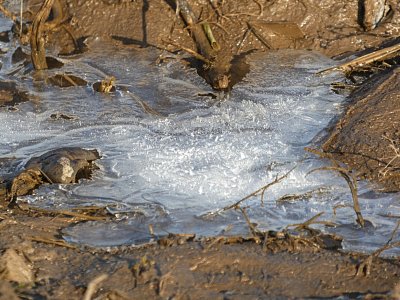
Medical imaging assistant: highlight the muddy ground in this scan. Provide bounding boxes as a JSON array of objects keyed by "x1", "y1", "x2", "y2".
[
  {"x1": 0, "y1": 0, "x2": 400, "y2": 299},
  {"x1": 0, "y1": 206, "x2": 399, "y2": 299}
]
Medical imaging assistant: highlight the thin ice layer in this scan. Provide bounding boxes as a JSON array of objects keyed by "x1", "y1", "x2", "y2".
[{"x1": 0, "y1": 43, "x2": 399, "y2": 252}]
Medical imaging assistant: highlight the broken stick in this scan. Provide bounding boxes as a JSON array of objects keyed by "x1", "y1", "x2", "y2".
[
  {"x1": 30, "y1": 0, "x2": 55, "y2": 70},
  {"x1": 319, "y1": 42, "x2": 400, "y2": 75},
  {"x1": 174, "y1": 0, "x2": 230, "y2": 90}
]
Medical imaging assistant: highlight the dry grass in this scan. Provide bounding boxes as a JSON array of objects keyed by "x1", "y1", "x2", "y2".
[{"x1": 379, "y1": 134, "x2": 400, "y2": 178}]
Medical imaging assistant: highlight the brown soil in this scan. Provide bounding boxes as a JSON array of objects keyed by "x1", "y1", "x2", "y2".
[
  {"x1": 45, "y1": 0, "x2": 399, "y2": 57},
  {"x1": 323, "y1": 66, "x2": 400, "y2": 192},
  {"x1": 26, "y1": 0, "x2": 400, "y2": 89},
  {"x1": 0, "y1": 206, "x2": 399, "y2": 299},
  {"x1": 0, "y1": 0, "x2": 399, "y2": 299}
]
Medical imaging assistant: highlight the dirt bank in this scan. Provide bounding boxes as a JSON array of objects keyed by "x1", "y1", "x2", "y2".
[{"x1": 323, "y1": 66, "x2": 400, "y2": 192}]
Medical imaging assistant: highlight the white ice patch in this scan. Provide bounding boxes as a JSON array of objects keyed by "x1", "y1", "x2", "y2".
[{"x1": 1, "y1": 44, "x2": 399, "y2": 252}]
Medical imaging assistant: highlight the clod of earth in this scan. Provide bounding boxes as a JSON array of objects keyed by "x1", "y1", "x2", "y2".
[
  {"x1": 25, "y1": 147, "x2": 100, "y2": 184},
  {"x1": 93, "y1": 76, "x2": 116, "y2": 93},
  {"x1": 0, "y1": 81, "x2": 30, "y2": 107},
  {"x1": 1, "y1": 147, "x2": 100, "y2": 204},
  {"x1": 50, "y1": 112, "x2": 78, "y2": 120}
]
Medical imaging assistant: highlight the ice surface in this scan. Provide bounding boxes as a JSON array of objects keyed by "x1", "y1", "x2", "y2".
[{"x1": 0, "y1": 37, "x2": 399, "y2": 253}]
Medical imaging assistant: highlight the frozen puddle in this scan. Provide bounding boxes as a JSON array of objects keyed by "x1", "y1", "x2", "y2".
[{"x1": 1, "y1": 43, "x2": 399, "y2": 253}]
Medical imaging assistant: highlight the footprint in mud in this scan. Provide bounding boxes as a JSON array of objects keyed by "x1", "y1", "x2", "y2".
[{"x1": 1, "y1": 147, "x2": 100, "y2": 204}]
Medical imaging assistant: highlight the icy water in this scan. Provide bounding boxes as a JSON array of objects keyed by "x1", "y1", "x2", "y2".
[{"x1": 0, "y1": 38, "x2": 399, "y2": 254}]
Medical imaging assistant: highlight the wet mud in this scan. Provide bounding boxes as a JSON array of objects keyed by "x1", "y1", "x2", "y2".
[
  {"x1": 324, "y1": 66, "x2": 400, "y2": 192},
  {"x1": 24, "y1": 0, "x2": 400, "y2": 89},
  {"x1": 0, "y1": 209, "x2": 400, "y2": 299},
  {"x1": 0, "y1": 0, "x2": 399, "y2": 298}
]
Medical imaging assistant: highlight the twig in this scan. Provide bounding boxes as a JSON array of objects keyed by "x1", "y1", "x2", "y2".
[
  {"x1": 42, "y1": 0, "x2": 63, "y2": 31},
  {"x1": 163, "y1": 39, "x2": 211, "y2": 64},
  {"x1": 286, "y1": 212, "x2": 337, "y2": 231},
  {"x1": 318, "y1": 42, "x2": 400, "y2": 75},
  {"x1": 83, "y1": 274, "x2": 109, "y2": 300},
  {"x1": 379, "y1": 134, "x2": 400, "y2": 177},
  {"x1": 30, "y1": 236, "x2": 77, "y2": 249},
  {"x1": 208, "y1": 0, "x2": 223, "y2": 20},
  {"x1": 276, "y1": 187, "x2": 331, "y2": 204},
  {"x1": 127, "y1": 91, "x2": 164, "y2": 116},
  {"x1": 236, "y1": 27, "x2": 251, "y2": 54},
  {"x1": 378, "y1": 213, "x2": 400, "y2": 219},
  {"x1": 20, "y1": 0, "x2": 23, "y2": 36},
  {"x1": 304, "y1": 147, "x2": 341, "y2": 168},
  {"x1": 305, "y1": 147, "x2": 365, "y2": 227},
  {"x1": 203, "y1": 22, "x2": 220, "y2": 50},
  {"x1": 252, "y1": 0, "x2": 264, "y2": 17},
  {"x1": 30, "y1": 0, "x2": 55, "y2": 70},
  {"x1": 356, "y1": 221, "x2": 400, "y2": 276},
  {"x1": 222, "y1": 166, "x2": 296, "y2": 212},
  {"x1": 0, "y1": 3, "x2": 17, "y2": 21},
  {"x1": 236, "y1": 206, "x2": 261, "y2": 240},
  {"x1": 308, "y1": 166, "x2": 365, "y2": 227},
  {"x1": 333, "y1": 204, "x2": 354, "y2": 215},
  {"x1": 175, "y1": 0, "x2": 215, "y2": 62},
  {"x1": 224, "y1": 12, "x2": 260, "y2": 18},
  {"x1": 23, "y1": 205, "x2": 107, "y2": 221}
]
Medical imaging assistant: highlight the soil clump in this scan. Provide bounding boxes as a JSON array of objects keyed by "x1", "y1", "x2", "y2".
[{"x1": 0, "y1": 148, "x2": 100, "y2": 204}]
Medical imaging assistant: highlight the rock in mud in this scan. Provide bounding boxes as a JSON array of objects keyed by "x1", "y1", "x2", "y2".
[
  {"x1": 0, "y1": 249, "x2": 34, "y2": 284},
  {"x1": 25, "y1": 147, "x2": 100, "y2": 184}
]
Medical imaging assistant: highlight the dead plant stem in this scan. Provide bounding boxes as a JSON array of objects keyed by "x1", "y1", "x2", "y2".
[
  {"x1": 319, "y1": 42, "x2": 400, "y2": 75},
  {"x1": 30, "y1": 0, "x2": 55, "y2": 69},
  {"x1": 222, "y1": 166, "x2": 296, "y2": 211},
  {"x1": 83, "y1": 274, "x2": 109, "y2": 300}
]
